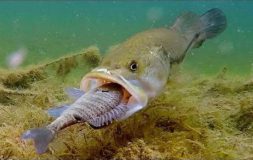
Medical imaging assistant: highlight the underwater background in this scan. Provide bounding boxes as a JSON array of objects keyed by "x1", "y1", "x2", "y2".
[
  {"x1": 0, "y1": 1, "x2": 252, "y2": 75},
  {"x1": 2, "y1": 1, "x2": 253, "y2": 160}
]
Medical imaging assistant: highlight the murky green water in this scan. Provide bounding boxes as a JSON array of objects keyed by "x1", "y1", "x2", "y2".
[{"x1": 0, "y1": 1, "x2": 252, "y2": 75}]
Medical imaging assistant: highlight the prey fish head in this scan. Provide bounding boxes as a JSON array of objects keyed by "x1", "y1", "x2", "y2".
[{"x1": 81, "y1": 38, "x2": 170, "y2": 119}]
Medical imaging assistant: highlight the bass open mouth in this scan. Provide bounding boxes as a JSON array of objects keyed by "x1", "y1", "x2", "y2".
[{"x1": 80, "y1": 68, "x2": 148, "y2": 120}]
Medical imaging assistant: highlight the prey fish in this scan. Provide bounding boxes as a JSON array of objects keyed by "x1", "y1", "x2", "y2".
[{"x1": 22, "y1": 83, "x2": 129, "y2": 154}]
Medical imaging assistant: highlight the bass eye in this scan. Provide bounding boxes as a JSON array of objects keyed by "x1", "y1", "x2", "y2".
[{"x1": 129, "y1": 60, "x2": 138, "y2": 72}]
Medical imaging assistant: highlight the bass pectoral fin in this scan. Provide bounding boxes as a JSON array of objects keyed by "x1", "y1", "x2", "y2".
[{"x1": 120, "y1": 96, "x2": 145, "y2": 120}]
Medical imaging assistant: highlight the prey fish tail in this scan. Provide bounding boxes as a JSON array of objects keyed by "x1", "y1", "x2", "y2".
[{"x1": 22, "y1": 83, "x2": 127, "y2": 154}]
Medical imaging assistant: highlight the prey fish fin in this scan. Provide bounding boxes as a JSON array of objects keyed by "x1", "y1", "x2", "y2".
[
  {"x1": 65, "y1": 87, "x2": 85, "y2": 100},
  {"x1": 47, "y1": 105, "x2": 70, "y2": 118},
  {"x1": 22, "y1": 127, "x2": 54, "y2": 154},
  {"x1": 47, "y1": 87, "x2": 84, "y2": 118}
]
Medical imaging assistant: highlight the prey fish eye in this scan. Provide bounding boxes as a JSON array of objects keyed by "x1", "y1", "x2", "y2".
[{"x1": 129, "y1": 60, "x2": 138, "y2": 71}]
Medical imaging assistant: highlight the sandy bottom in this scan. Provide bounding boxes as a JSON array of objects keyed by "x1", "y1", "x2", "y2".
[{"x1": 0, "y1": 47, "x2": 253, "y2": 160}]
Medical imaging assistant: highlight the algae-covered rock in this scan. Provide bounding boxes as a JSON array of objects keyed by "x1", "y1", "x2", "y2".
[
  {"x1": 2, "y1": 69, "x2": 45, "y2": 89},
  {"x1": 114, "y1": 139, "x2": 163, "y2": 160}
]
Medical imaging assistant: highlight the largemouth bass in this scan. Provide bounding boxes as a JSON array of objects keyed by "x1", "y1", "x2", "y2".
[
  {"x1": 81, "y1": 8, "x2": 226, "y2": 119},
  {"x1": 22, "y1": 8, "x2": 226, "y2": 154}
]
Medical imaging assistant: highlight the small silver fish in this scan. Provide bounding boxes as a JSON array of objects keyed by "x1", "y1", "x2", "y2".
[{"x1": 22, "y1": 83, "x2": 129, "y2": 154}]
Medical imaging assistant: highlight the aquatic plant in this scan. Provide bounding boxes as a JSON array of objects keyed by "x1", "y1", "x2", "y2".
[{"x1": 0, "y1": 47, "x2": 253, "y2": 159}]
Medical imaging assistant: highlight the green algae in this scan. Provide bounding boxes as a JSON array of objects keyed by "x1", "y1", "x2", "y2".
[{"x1": 1, "y1": 47, "x2": 253, "y2": 159}]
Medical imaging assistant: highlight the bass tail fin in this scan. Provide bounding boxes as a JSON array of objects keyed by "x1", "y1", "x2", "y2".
[
  {"x1": 199, "y1": 8, "x2": 227, "y2": 40},
  {"x1": 171, "y1": 8, "x2": 227, "y2": 55}
]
